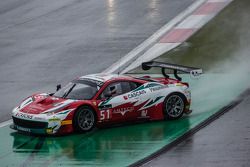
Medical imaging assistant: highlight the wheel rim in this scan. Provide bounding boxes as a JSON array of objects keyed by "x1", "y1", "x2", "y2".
[
  {"x1": 77, "y1": 109, "x2": 95, "y2": 131},
  {"x1": 165, "y1": 95, "x2": 184, "y2": 118}
]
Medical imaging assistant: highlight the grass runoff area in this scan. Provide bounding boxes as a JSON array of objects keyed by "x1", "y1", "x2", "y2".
[
  {"x1": 0, "y1": 0, "x2": 250, "y2": 167},
  {"x1": 129, "y1": 0, "x2": 250, "y2": 73}
]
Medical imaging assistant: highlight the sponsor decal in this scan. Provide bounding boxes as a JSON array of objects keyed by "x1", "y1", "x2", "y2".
[
  {"x1": 132, "y1": 83, "x2": 160, "y2": 92},
  {"x1": 61, "y1": 120, "x2": 72, "y2": 125},
  {"x1": 46, "y1": 128, "x2": 53, "y2": 134},
  {"x1": 48, "y1": 118, "x2": 61, "y2": 122},
  {"x1": 127, "y1": 90, "x2": 146, "y2": 98},
  {"x1": 46, "y1": 126, "x2": 58, "y2": 134},
  {"x1": 113, "y1": 107, "x2": 134, "y2": 116},
  {"x1": 15, "y1": 113, "x2": 33, "y2": 119},
  {"x1": 123, "y1": 96, "x2": 128, "y2": 100},
  {"x1": 149, "y1": 85, "x2": 168, "y2": 92},
  {"x1": 100, "y1": 109, "x2": 111, "y2": 120},
  {"x1": 138, "y1": 110, "x2": 149, "y2": 119},
  {"x1": 16, "y1": 125, "x2": 31, "y2": 132},
  {"x1": 141, "y1": 110, "x2": 148, "y2": 117},
  {"x1": 144, "y1": 96, "x2": 164, "y2": 107},
  {"x1": 34, "y1": 117, "x2": 43, "y2": 121}
]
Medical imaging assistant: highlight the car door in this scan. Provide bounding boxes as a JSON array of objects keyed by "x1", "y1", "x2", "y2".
[
  {"x1": 97, "y1": 81, "x2": 140, "y2": 123},
  {"x1": 120, "y1": 82, "x2": 166, "y2": 121}
]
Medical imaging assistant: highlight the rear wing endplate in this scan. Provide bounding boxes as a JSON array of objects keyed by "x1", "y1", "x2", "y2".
[{"x1": 142, "y1": 61, "x2": 202, "y2": 81}]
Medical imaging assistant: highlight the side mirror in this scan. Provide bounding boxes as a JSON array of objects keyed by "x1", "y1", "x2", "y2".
[{"x1": 56, "y1": 84, "x2": 61, "y2": 91}]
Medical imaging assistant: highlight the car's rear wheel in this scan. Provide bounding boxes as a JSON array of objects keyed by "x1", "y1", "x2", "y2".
[
  {"x1": 163, "y1": 93, "x2": 186, "y2": 120},
  {"x1": 73, "y1": 106, "x2": 96, "y2": 132}
]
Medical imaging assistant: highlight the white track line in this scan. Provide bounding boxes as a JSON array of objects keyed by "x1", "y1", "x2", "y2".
[
  {"x1": 175, "y1": 15, "x2": 213, "y2": 29},
  {"x1": 121, "y1": 43, "x2": 180, "y2": 72},
  {"x1": 121, "y1": 0, "x2": 233, "y2": 74},
  {"x1": 0, "y1": 120, "x2": 12, "y2": 128},
  {"x1": 102, "y1": 0, "x2": 207, "y2": 74}
]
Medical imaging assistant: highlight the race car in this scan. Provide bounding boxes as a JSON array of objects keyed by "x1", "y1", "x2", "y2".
[{"x1": 11, "y1": 61, "x2": 202, "y2": 135}]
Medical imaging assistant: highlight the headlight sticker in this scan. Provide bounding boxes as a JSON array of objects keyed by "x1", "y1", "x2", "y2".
[{"x1": 19, "y1": 97, "x2": 33, "y2": 109}]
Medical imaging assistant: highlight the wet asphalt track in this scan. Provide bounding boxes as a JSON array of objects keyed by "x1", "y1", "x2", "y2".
[
  {"x1": 1, "y1": 1, "x2": 250, "y2": 166},
  {"x1": 0, "y1": 0, "x2": 195, "y2": 121}
]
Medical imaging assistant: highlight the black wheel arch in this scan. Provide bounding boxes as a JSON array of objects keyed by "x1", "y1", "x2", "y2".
[
  {"x1": 163, "y1": 92, "x2": 187, "y2": 120},
  {"x1": 165, "y1": 92, "x2": 187, "y2": 103},
  {"x1": 74, "y1": 105, "x2": 98, "y2": 119},
  {"x1": 73, "y1": 104, "x2": 98, "y2": 132}
]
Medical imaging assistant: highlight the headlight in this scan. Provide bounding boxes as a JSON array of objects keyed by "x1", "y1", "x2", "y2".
[{"x1": 19, "y1": 97, "x2": 34, "y2": 109}]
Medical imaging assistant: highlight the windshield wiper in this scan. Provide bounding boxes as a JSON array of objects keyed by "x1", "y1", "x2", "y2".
[{"x1": 63, "y1": 84, "x2": 76, "y2": 98}]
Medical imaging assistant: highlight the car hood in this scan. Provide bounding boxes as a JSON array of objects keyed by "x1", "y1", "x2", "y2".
[{"x1": 19, "y1": 93, "x2": 77, "y2": 114}]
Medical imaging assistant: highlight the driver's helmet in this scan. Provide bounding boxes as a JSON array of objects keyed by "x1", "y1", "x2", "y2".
[{"x1": 109, "y1": 85, "x2": 117, "y2": 95}]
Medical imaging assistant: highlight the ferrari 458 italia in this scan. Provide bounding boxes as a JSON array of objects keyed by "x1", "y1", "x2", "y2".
[{"x1": 11, "y1": 61, "x2": 202, "y2": 135}]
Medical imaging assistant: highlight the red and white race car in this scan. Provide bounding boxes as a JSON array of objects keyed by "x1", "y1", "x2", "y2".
[{"x1": 11, "y1": 61, "x2": 202, "y2": 135}]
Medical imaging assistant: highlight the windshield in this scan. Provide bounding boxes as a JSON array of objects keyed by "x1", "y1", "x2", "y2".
[{"x1": 53, "y1": 80, "x2": 99, "y2": 100}]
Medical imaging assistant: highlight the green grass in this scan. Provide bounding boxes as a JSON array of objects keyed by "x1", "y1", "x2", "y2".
[{"x1": 129, "y1": 0, "x2": 250, "y2": 73}]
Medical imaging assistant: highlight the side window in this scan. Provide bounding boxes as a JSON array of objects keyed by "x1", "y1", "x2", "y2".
[
  {"x1": 129, "y1": 82, "x2": 141, "y2": 90},
  {"x1": 120, "y1": 82, "x2": 131, "y2": 94},
  {"x1": 99, "y1": 81, "x2": 142, "y2": 99},
  {"x1": 122, "y1": 82, "x2": 141, "y2": 93},
  {"x1": 99, "y1": 82, "x2": 123, "y2": 99}
]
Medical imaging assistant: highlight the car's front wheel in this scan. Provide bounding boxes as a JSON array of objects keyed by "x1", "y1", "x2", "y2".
[
  {"x1": 163, "y1": 93, "x2": 186, "y2": 120},
  {"x1": 73, "y1": 106, "x2": 96, "y2": 132}
]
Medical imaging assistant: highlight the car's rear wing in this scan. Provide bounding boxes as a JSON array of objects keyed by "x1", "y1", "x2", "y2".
[{"x1": 142, "y1": 61, "x2": 202, "y2": 81}]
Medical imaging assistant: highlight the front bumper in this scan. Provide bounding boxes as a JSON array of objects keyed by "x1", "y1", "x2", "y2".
[
  {"x1": 11, "y1": 107, "x2": 74, "y2": 135},
  {"x1": 11, "y1": 115, "x2": 62, "y2": 135},
  {"x1": 10, "y1": 123, "x2": 51, "y2": 135}
]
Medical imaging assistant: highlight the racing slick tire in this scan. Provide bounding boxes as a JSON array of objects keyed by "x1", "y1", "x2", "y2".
[
  {"x1": 163, "y1": 93, "x2": 186, "y2": 120},
  {"x1": 73, "y1": 106, "x2": 96, "y2": 133}
]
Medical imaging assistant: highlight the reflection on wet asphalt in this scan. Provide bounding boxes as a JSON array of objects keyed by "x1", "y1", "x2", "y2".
[
  {"x1": 3, "y1": 117, "x2": 191, "y2": 166},
  {"x1": 143, "y1": 92, "x2": 250, "y2": 167}
]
